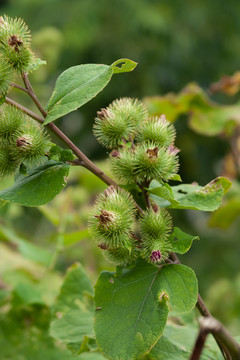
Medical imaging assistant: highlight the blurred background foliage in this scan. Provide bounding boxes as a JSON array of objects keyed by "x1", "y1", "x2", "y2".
[{"x1": 1, "y1": 0, "x2": 240, "y2": 357}]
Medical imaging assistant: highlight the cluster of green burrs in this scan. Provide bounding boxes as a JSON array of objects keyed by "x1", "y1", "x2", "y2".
[{"x1": 89, "y1": 98, "x2": 179, "y2": 266}]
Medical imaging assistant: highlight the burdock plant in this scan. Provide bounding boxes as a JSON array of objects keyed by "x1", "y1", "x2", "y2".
[{"x1": 0, "y1": 14, "x2": 238, "y2": 360}]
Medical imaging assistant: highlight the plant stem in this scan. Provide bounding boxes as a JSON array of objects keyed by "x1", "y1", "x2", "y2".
[
  {"x1": 11, "y1": 82, "x2": 29, "y2": 93},
  {"x1": 190, "y1": 317, "x2": 240, "y2": 360},
  {"x1": 22, "y1": 72, "x2": 48, "y2": 118}
]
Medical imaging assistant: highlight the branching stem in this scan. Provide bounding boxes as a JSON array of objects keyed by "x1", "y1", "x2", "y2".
[{"x1": 190, "y1": 317, "x2": 240, "y2": 360}]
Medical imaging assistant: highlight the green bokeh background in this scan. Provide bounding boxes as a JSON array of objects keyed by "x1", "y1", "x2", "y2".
[{"x1": 1, "y1": 0, "x2": 240, "y2": 345}]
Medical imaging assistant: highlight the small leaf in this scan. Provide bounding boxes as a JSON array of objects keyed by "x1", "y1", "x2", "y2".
[
  {"x1": 94, "y1": 260, "x2": 197, "y2": 360},
  {"x1": 111, "y1": 58, "x2": 137, "y2": 74},
  {"x1": 169, "y1": 227, "x2": 199, "y2": 254},
  {"x1": 158, "y1": 264, "x2": 198, "y2": 313},
  {"x1": 0, "y1": 161, "x2": 70, "y2": 207},
  {"x1": 149, "y1": 177, "x2": 231, "y2": 211},
  {"x1": 27, "y1": 57, "x2": 47, "y2": 72}
]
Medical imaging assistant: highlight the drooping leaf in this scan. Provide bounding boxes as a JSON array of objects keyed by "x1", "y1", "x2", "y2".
[
  {"x1": 0, "y1": 161, "x2": 70, "y2": 207},
  {"x1": 0, "y1": 225, "x2": 52, "y2": 265},
  {"x1": 94, "y1": 260, "x2": 198, "y2": 360},
  {"x1": 169, "y1": 227, "x2": 199, "y2": 254},
  {"x1": 50, "y1": 263, "x2": 95, "y2": 356},
  {"x1": 149, "y1": 177, "x2": 231, "y2": 211},
  {"x1": 44, "y1": 59, "x2": 137, "y2": 124},
  {"x1": 50, "y1": 310, "x2": 94, "y2": 355}
]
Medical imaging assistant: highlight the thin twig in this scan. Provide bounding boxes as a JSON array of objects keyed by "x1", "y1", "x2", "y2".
[
  {"x1": 10, "y1": 82, "x2": 29, "y2": 93},
  {"x1": 22, "y1": 72, "x2": 48, "y2": 118}
]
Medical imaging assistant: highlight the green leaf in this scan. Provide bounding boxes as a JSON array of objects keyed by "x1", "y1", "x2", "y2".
[
  {"x1": 12, "y1": 282, "x2": 44, "y2": 306},
  {"x1": 27, "y1": 57, "x2": 47, "y2": 72},
  {"x1": 148, "y1": 322, "x2": 223, "y2": 360},
  {"x1": 94, "y1": 260, "x2": 198, "y2": 360},
  {"x1": 77, "y1": 353, "x2": 107, "y2": 360},
  {"x1": 111, "y1": 58, "x2": 137, "y2": 74},
  {"x1": 0, "y1": 161, "x2": 70, "y2": 207},
  {"x1": 50, "y1": 263, "x2": 95, "y2": 355},
  {"x1": 0, "y1": 225, "x2": 52, "y2": 266},
  {"x1": 50, "y1": 310, "x2": 94, "y2": 355},
  {"x1": 44, "y1": 63, "x2": 113, "y2": 124},
  {"x1": 0, "y1": 311, "x2": 83, "y2": 360},
  {"x1": 54, "y1": 263, "x2": 94, "y2": 312},
  {"x1": 149, "y1": 177, "x2": 231, "y2": 211},
  {"x1": 63, "y1": 229, "x2": 89, "y2": 246},
  {"x1": 169, "y1": 227, "x2": 199, "y2": 254},
  {"x1": 209, "y1": 198, "x2": 240, "y2": 229},
  {"x1": 145, "y1": 83, "x2": 240, "y2": 136},
  {"x1": 44, "y1": 59, "x2": 137, "y2": 124}
]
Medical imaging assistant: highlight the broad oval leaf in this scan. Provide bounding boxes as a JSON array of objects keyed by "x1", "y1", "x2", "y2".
[
  {"x1": 44, "y1": 64, "x2": 112, "y2": 124},
  {"x1": 94, "y1": 261, "x2": 197, "y2": 360},
  {"x1": 158, "y1": 264, "x2": 198, "y2": 313},
  {"x1": 44, "y1": 59, "x2": 137, "y2": 124},
  {"x1": 149, "y1": 177, "x2": 231, "y2": 211},
  {"x1": 0, "y1": 161, "x2": 70, "y2": 207},
  {"x1": 170, "y1": 227, "x2": 199, "y2": 254}
]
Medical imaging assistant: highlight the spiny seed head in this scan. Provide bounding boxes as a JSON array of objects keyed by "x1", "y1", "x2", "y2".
[
  {"x1": 104, "y1": 243, "x2": 139, "y2": 266},
  {"x1": 140, "y1": 208, "x2": 172, "y2": 263},
  {"x1": 89, "y1": 186, "x2": 136, "y2": 249},
  {"x1": 0, "y1": 57, "x2": 14, "y2": 99},
  {"x1": 110, "y1": 148, "x2": 136, "y2": 184},
  {"x1": 93, "y1": 98, "x2": 148, "y2": 149},
  {"x1": 140, "y1": 208, "x2": 172, "y2": 241},
  {"x1": 0, "y1": 15, "x2": 33, "y2": 71},
  {"x1": 136, "y1": 115, "x2": 176, "y2": 147},
  {"x1": 133, "y1": 142, "x2": 179, "y2": 183},
  {"x1": 0, "y1": 104, "x2": 25, "y2": 145},
  {"x1": 11, "y1": 121, "x2": 50, "y2": 163},
  {"x1": 0, "y1": 16, "x2": 31, "y2": 45},
  {"x1": 0, "y1": 146, "x2": 20, "y2": 177}
]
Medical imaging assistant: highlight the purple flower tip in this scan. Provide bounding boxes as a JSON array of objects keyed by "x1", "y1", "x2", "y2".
[
  {"x1": 150, "y1": 250, "x2": 162, "y2": 262},
  {"x1": 168, "y1": 145, "x2": 180, "y2": 155}
]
